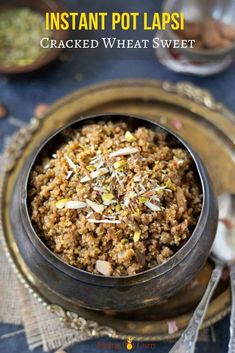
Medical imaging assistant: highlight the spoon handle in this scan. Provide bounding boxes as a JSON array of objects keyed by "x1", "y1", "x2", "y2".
[
  {"x1": 228, "y1": 264, "x2": 235, "y2": 353},
  {"x1": 169, "y1": 263, "x2": 223, "y2": 353}
]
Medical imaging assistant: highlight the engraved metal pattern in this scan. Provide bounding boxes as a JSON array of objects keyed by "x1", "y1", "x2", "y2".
[
  {"x1": 162, "y1": 81, "x2": 235, "y2": 124},
  {"x1": 49, "y1": 305, "x2": 117, "y2": 338},
  {"x1": 3, "y1": 117, "x2": 40, "y2": 172}
]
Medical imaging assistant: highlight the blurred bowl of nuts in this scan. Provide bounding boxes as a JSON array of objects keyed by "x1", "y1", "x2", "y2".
[
  {"x1": 163, "y1": 0, "x2": 235, "y2": 62},
  {"x1": 0, "y1": 0, "x2": 67, "y2": 75}
]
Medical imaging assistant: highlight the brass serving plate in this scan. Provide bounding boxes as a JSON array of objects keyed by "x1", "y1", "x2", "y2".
[{"x1": 1, "y1": 79, "x2": 235, "y2": 341}]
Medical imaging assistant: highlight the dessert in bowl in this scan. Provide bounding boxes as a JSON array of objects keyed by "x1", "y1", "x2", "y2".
[{"x1": 11, "y1": 114, "x2": 218, "y2": 312}]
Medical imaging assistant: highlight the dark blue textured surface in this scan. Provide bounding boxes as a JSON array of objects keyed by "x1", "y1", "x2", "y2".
[
  {"x1": 0, "y1": 317, "x2": 231, "y2": 353},
  {"x1": 0, "y1": 0, "x2": 234, "y2": 352}
]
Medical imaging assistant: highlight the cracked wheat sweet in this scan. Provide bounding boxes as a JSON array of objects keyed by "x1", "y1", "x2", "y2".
[{"x1": 29, "y1": 121, "x2": 202, "y2": 276}]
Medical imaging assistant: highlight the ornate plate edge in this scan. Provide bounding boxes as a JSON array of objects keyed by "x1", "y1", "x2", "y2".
[{"x1": 0, "y1": 79, "x2": 233, "y2": 342}]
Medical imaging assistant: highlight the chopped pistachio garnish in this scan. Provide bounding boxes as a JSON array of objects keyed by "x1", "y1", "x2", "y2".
[
  {"x1": 101, "y1": 193, "x2": 114, "y2": 205},
  {"x1": 55, "y1": 199, "x2": 70, "y2": 209},
  {"x1": 133, "y1": 211, "x2": 140, "y2": 217},
  {"x1": 121, "y1": 238, "x2": 128, "y2": 245},
  {"x1": 114, "y1": 159, "x2": 126, "y2": 170},
  {"x1": 139, "y1": 196, "x2": 149, "y2": 204},
  {"x1": 133, "y1": 231, "x2": 141, "y2": 242},
  {"x1": 125, "y1": 131, "x2": 136, "y2": 142},
  {"x1": 115, "y1": 204, "x2": 121, "y2": 212},
  {"x1": 87, "y1": 165, "x2": 96, "y2": 172},
  {"x1": 164, "y1": 179, "x2": 177, "y2": 191}
]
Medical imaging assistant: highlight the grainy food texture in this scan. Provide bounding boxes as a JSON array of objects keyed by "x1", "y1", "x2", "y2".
[{"x1": 29, "y1": 122, "x2": 202, "y2": 276}]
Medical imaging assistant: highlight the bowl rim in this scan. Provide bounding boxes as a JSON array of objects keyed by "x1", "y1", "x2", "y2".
[
  {"x1": 0, "y1": 0, "x2": 68, "y2": 74},
  {"x1": 21, "y1": 113, "x2": 212, "y2": 287}
]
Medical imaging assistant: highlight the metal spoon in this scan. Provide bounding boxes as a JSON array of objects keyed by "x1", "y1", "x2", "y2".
[{"x1": 169, "y1": 193, "x2": 235, "y2": 353}]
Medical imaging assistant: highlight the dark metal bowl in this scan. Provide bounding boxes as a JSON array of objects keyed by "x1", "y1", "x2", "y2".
[
  {"x1": 10, "y1": 114, "x2": 218, "y2": 312},
  {"x1": 0, "y1": 0, "x2": 67, "y2": 75}
]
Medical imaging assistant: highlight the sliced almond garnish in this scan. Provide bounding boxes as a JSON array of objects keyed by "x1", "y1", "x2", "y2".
[
  {"x1": 65, "y1": 155, "x2": 77, "y2": 171},
  {"x1": 80, "y1": 168, "x2": 109, "y2": 183},
  {"x1": 86, "y1": 211, "x2": 94, "y2": 218},
  {"x1": 124, "y1": 197, "x2": 130, "y2": 207},
  {"x1": 96, "y1": 260, "x2": 113, "y2": 276},
  {"x1": 110, "y1": 147, "x2": 139, "y2": 157},
  {"x1": 66, "y1": 171, "x2": 73, "y2": 180},
  {"x1": 86, "y1": 199, "x2": 105, "y2": 213},
  {"x1": 133, "y1": 175, "x2": 142, "y2": 182},
  {"x1": 94, "y1": 186, "x2": 107, "y2": 193},
  {"x1": 144, "y1": 201, "x2": 161, "y2": 212},
  {"x1": 66, "y1": 200, "x2": 87, "y2": 209}
]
